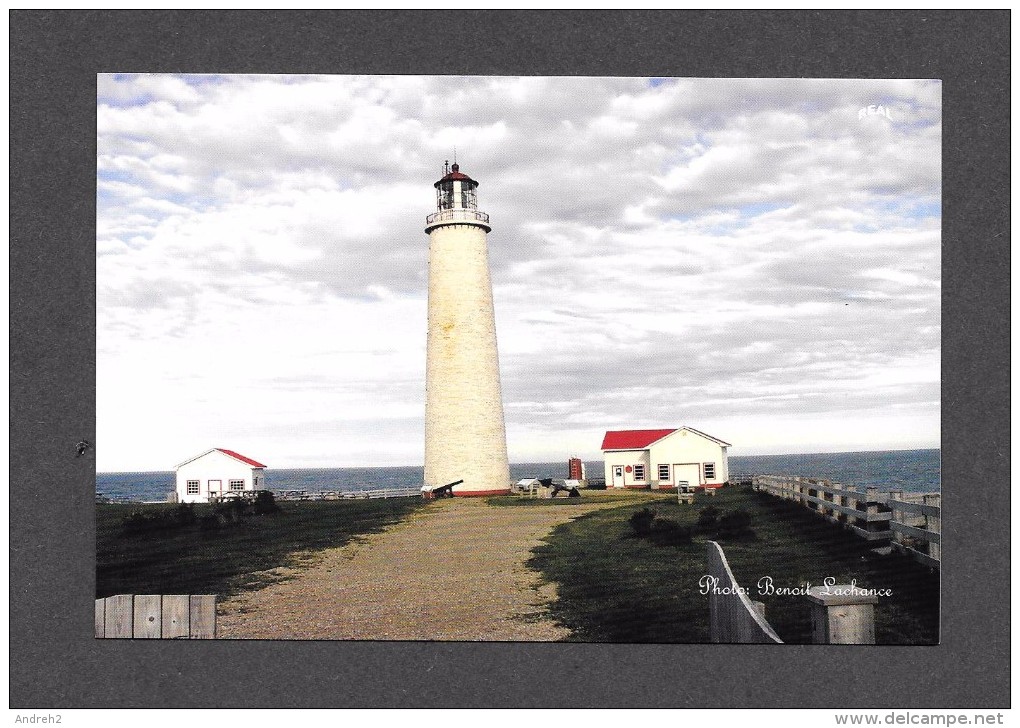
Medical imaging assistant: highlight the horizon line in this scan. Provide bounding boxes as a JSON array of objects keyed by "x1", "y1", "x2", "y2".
[{"x1": 95, "y1": 445, "x2": 941, "y2": 474}]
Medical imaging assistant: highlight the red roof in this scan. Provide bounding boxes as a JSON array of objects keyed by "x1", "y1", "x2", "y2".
[
  {"x1": 434, "y1": 163, "x2": 478, "y2": 187},
  {"x1": 601, "y1": 429, "x2": 677, "y2": 450},
  {"x1": 216, "y1": 448, "x2": 267, "y2": 468}
]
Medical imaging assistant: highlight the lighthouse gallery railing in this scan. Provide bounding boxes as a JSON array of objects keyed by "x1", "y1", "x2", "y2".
[{"x1": 425, "y1": 209, "x2": 490, "y2": 226}]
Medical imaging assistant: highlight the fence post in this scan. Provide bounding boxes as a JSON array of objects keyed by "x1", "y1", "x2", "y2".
[
  {"x1": 161, "y1": 595, "x2": 191, "y2": 638},
  {"x1": 845, "y1": 486, "x2": 860, "y2": 531},
  {"x1": 94, "y1": 598, "x2": 106, "y2": 638},
  {"x1": 104, "y1": 594, "x2": 134, "y2": 638},
  {"x1": 865, "y1": 487, "x2": 881, "y2": 535},
  {"x1": 924, "y1": 493, "x2": 941, "y2": 561},
  {"x1": 806, "y1": 586, "x2": 878, "y2": 644},
  {"x1": 889, "y1": 490, "x2": 904, "y2": 546},
  {"x1": 133, "y1": 594, "x2": 162, "y2": 638},
  {"x1": 190, "y1": 595, "x2": 217, "y2": 639}
]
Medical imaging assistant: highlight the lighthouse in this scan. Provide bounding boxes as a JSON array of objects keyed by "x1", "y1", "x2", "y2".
[{"x1": 423, "y1": 161, "x2": 512, "y2": 496}]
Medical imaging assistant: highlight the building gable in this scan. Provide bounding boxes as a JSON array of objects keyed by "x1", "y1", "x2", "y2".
[
  {"x1": 175, "y1": 448, "x2": 267, "y2": 470},
  {"x1": 656, "y1": 427, "x2": 731, "y2": 449}
]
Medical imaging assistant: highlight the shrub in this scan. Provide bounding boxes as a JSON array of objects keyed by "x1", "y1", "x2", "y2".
[
  {"x1": 696, "y1": 506, "x2": 721, "y2": 529},
  {"x1": 213, "y1": 500, "x2": 247, "y2": 524},
  {"x1": 716, "y1": 509, "x2": 755, "y2": 539},
  {"x1": 253, "y1": 490, "x2": 280, "y2": 514},
  {"x1": 628, "y1": 507, "x2": 656, "y2": 536},
  {"x1": 587, "y1": 480, "x2": 607, "y2": 490},
  {"x1": 649, "y1": 518, "x2": 693, "y2": 546}
]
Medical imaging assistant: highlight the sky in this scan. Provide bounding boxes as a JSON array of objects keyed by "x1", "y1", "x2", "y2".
[{"x1": 97, "y1": 75, "x2": 941, "y2": 471}]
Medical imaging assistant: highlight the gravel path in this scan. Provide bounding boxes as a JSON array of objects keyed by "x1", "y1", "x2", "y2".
[{"x1": 218, "y1": 497, "x2": 616, "y2": 641}]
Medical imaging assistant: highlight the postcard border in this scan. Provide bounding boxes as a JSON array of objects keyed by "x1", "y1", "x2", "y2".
[{"x1": 9, "y1": 9, "x2": 1010, "y2": 708}]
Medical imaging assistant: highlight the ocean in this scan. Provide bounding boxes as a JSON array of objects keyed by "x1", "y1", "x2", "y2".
[{"x1": 96, "y1": 448, "x2": 940, "y2": 503}]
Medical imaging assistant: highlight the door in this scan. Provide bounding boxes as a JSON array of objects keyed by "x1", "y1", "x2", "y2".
[
  {"x1": 207, "y1": 479, "x2": 222, "y2": 497},
  {"x1": 612, "y1": 465, "x2": 625, "y2": 488},
  {"x1": 673, "y1": 464, "x2": 700, "y2": 492}
]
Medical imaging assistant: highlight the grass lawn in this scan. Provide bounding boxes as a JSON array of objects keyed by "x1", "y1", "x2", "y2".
[
  {"x1": 96, "y1": 497, "x2": 424, "y2": 599},
  {"x1": 527, "y1": 485, "x2": 939, "y2": 644}
]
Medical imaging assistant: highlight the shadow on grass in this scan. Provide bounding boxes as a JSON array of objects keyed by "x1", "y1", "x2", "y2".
[
  {"x1": 527, "y1": 487, "x2": 939, "y2": 644},
  {"x1": 96, "y1": 498, "x2": 425, "y2": 599}
]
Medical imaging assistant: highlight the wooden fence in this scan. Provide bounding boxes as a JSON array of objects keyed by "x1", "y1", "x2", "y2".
[
  {"x1": 705, "y1": 540, "x2": 783, "y2": 643},
  {"x1": 887, "y1": 491, "x2": 941, "y2": 569},
  {"x1": 95, "y1": 594, "x2": 216, "y2": 639},
  {"x1": 751, "y1": 475, "x2": 941, "y2": 570},
  {"x1": 707, "y1": 541, "x2": 880, "y2": 644}
]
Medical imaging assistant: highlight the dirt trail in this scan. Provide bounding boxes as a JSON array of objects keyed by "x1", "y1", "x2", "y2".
[{"x1": 218, "y1": 497, "x2": 615, "y2": 640}]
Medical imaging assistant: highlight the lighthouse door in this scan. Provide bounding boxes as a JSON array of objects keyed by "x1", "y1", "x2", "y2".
[{"x1": 612, "y1": 465, "x2": 625, "y2": 488}]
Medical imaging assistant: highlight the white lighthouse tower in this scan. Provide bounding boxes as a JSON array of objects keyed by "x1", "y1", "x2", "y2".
[{"x1": 423, "y1": 161, "x2": 512, "y2": 496}]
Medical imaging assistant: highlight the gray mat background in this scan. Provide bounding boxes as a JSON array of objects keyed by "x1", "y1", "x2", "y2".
[{"x1": 10, "y1": 10, "x2": 1010, "y2": 708}]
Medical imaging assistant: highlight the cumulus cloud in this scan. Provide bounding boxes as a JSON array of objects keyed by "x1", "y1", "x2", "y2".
[{"x1": 97, "y1": 75, "x2": 941, "y2": 470}]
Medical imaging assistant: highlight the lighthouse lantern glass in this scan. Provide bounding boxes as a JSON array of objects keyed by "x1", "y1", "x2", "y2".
[
  {"x1": 437, "y1": 180, "x2": 454, "y2": 210},
  {"x1": 436, "y1": 178, "x2": 479, "y2": 211}
]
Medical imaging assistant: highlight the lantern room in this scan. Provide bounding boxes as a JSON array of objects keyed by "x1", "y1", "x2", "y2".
[
  {"x1": 425, "y1": 160, "x2": 491, "y2": 233},
  {"x1": 435, "y1": 161, "x2": 478, "y2": 210}
]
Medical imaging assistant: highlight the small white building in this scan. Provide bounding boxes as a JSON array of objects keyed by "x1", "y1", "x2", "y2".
[
  {"x1": 174, "y1": 448, "x2": 268, "y2": 504},
  {"x1": 601, "y1": 427, "x2": 730, "y2": 490}
]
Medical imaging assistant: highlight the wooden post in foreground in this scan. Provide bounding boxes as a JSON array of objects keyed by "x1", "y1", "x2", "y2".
[{"x1": 806, "y1": 585, "x2": 878, "y2": 644}]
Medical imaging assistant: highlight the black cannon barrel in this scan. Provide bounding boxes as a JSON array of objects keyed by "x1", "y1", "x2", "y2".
[{"x1": 430, "y1": 479, "x2": 464, "y2": 498}]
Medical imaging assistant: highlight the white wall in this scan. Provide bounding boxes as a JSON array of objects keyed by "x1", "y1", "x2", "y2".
[
  {"x1": 647, "y1": 430, "x2": 728, "y2": 489},
  {"x1": 423, "y1": 221, "x2": 512, "y2": 495},
  {"x1": 175, "y1": 450, "x2": 259, "y2": 503},
  {"x1": 603, "y1": 449, "x2": 652, "y2": 488}
]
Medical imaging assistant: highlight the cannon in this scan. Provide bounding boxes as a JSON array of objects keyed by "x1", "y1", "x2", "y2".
[
  {"x1": 422, "y1": 479, "x2": 463, "y2": 499},
  {"x1": 539, "y1": 478, "x2": 581, "y2": 498}
]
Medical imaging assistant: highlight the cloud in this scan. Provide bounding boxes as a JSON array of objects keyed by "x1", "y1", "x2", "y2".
[{"x1": 97, "y1": 75, "x2": 941, "y2": 470}]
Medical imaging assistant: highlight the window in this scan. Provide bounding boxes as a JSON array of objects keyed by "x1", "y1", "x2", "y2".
[
  {"x1": 186, "y1": 480, "x2": 200, "y2": 494},
  {"x1": 704, "y1": 463, "x2": 716, "y2": 480},
  {"x1": 229, "y1": 480, "x2": 245, "y2": 491},
  {"x1": 658, "y1": 464, "x2": 670, "y2": 480},
  {"x1": 633, "y1": 465, "x2": 646, "y2": 481}
]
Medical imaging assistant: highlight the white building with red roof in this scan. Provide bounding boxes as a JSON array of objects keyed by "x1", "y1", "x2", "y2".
[
  {"x1": 601, "y1": 427, "x2": 730, "y2": 490},
  {"x1": 174, "y1": 448, "x2": 268, "y2": 503}
]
